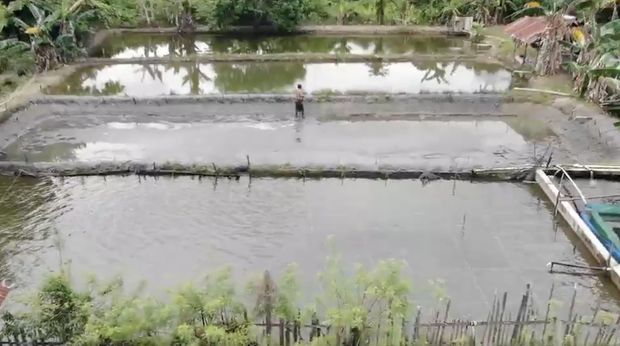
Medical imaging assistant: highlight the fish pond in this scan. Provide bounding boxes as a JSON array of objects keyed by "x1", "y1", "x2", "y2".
[
  {"x1": 91, "y1": 33, "x2": 471, "y2": 58},
  {"x1": 0, "y1": 176, "x2": 618, "y2": 316},
  {"x1": 47, "y1": 61, "x2": 512, "y2": 96}
]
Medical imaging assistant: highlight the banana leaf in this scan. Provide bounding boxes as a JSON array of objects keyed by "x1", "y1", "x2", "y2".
[
  {"x1": 589, "y1": 66, "x2": 620, "y2": 78},
  {"x1": 599, "y1": 19, "x2": 620, "y2": 40}
]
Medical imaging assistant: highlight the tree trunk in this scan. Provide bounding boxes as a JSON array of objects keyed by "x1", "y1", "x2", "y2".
[
  {"x1": 177, "y1": 0, "x2": 195, "y2": 34},
  {"x1": 139, "y1": 0, "x2": 151, "y2": 25},
  {"x1": 377, "y1": 0, "x2": 385, "y2": 24}
]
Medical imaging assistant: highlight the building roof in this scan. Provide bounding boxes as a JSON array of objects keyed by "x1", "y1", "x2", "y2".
[{"x1": 504, "y1": 16, "x2": 548, "y2": 44}]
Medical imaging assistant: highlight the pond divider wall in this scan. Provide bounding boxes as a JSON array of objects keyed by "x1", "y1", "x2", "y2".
[
  {"x1": 535, "y1": 169, "x2": 620, "y2": 290},
  {"x1": 79, "y1": 53, "x2": 493, "y2": 66},
  {"x1": 31, "y1": 93, "x2": 506, "y2": 106},
  {"x1": 101, "y1": 25, "x2": 469, "y2": 36},
  {"x1": 4, "y1": 162, "x2": 620, "y2": 181}
]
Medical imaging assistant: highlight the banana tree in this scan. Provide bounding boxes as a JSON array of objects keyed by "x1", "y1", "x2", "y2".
[
  {"x1": 0, "y1": 38, "x2": 34, "y2": 75},
  {"x1": 11, "y1": 3, "x2": 59, "y2": 70},
  {"x1": 10, "y1": 0, "x2": 111, "y2": 70},
  {"x1": 569, "y1": 19, "x2": 620, "y2": 102}
]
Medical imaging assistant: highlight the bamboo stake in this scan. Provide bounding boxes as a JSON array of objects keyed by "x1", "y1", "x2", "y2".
[
  {"x1": 431, "y1": 309, "x2": 440, "y2": 345},
  {"x1": 495, "y1": 292, "x2": 508, "y2": 345},
  {"x1": 541, "y1": 283, "x2": 555, "y2": 344},
  {"x1": 565, "y1": 284, "x2": 577, "y2": 337},
  {"x1": 438, "y1": 300, "x2": 451, "y2": 344},
  {"x1": 512, "y1": 293, "x2": 526, "y2": 342},
  {"x1": 413, "y1": 307, "x2": 421, "y2": 342},
  {"x1": 482, "y1": 296, "x2": 496, "y2": 345},
  {"x1": 603, "y1": 315, "x2": 620, "y2": 345}
]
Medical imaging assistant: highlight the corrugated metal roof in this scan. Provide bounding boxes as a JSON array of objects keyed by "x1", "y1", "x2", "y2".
[{"x1": 505, "y1": 16, "x2": 548, "y2": 44}]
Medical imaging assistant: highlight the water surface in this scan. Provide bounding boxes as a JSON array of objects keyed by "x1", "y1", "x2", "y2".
[
  {"x1": 4, "y1": 118, "x2": 534, "y2": 169},
  {"x1": 92, "y1": 33, "x2": 469, "y2": 58},
  {"x1": 0, "y1": 177, "x2": 618, "y2": 316},
  {"x1": 48, "y1": 61, "x2": 511, "y2": 96}
]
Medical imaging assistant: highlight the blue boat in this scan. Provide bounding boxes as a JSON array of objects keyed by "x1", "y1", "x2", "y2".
[{"x1": 581, "y1": 203, "x2": 620, "y2": 262}]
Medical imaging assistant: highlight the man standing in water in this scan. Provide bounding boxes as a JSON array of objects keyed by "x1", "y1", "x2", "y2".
[{"x1": 294, "y1": 84, "x2": 305, "y2": 118}]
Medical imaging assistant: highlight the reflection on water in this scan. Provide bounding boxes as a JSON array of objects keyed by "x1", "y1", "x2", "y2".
[
  {"x1": 47, "y1": 61, "x2": 512, "y2": 96},
  {"x1": 2, "y1": 177, "x2": 619, "y2": 315},
  {"x1": 93, "y1": 33, "x2": 469, "y2": 58},
  {"x1": 0, "y1": 178, "x2": 62, "y2": 282}
]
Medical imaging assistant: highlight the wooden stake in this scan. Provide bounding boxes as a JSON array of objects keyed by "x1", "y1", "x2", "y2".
[{"x1": 564, "y1": 284, "x2": 577, "y2": 337}]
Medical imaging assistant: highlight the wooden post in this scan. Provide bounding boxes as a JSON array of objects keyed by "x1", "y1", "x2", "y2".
[
  {"x1": 541, "y1": 283, "x2": 555, "y2": 343},
  {"x1": 293, "y1": 318, "x2": 299, "y2": 342},
  {"x1": 554, "y1": 173, "x2": 565, "y2": 218},
  {"x1": 266, "y1": 311, "x2": 272, "y2": 337},
  {"x1": 413, "y1": 307, "x2": 421, "y2": 342},
  {"x1": 438, "y1": 300, "x2": 451, "y2": 344},
  {"x1": 285, "y1": 321, "x2": 291, "y2": 346},
  {"x1": 310, "y1": 315, "x2": 320, "y2": 340},
  {"x1": 279, "y1": 319, "x2": 285, "y2": 346},
  {"x1": 512, "y1": 40, "x2": 520, "y2": 65},
  {"x1": 564, "y1": 284, "x2": 577, "y2": 337},
  {"x1": 512, "y1": 284, "x2": 530, "y2": 341},
  {"x1": 522, "y1": 44, "x2": 528, "y2": 66}
]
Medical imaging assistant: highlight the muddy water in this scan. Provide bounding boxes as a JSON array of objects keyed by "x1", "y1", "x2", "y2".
[
  {"x1": 4, "y1": 117, "x2": 538, "y2": 170},
  {"x1": 92, "y1": 33, "x2": 469, "y2": 58},
  {"x1": 1, "y1": 176, "x2": 618, "y2": 316},
  {"x1": 47, "y1": 61, "x2": 511, "y2": 96},
  {"x1": 575, "y1": 179, "x2": 620, "y2": 199}
]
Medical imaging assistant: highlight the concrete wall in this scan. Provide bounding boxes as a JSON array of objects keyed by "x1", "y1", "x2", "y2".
[{"x1": 535, "y1": 169, "x2": 620, "y2": 289}]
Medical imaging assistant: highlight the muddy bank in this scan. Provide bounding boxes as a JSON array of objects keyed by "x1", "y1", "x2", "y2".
[
  {"x1": 31, "y1": 93, "x2": 505, "y2": 105},
  {"x1": 3, "y1": 161, "x2": 620, "y2": 181},
  {"x1": 503, "y1": 99, "x2": 620, "y2": 165},
  {"x1": 0, "y1": 66, "x2": 78, "y2": 122},
  {"x1": 0, "y1": 161, "x2": 536, "y2": 180}
]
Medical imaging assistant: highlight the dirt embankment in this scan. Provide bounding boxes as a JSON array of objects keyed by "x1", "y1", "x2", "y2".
[
  {"x1": 80, "y1": 52, "x2": 495, "y2": 66},
  {"x1": 104, "y1": 24, "x2": 464, "y2": 36},
  {"x1": 0, "y1": 66, "x2": 78, "y2": 123}
]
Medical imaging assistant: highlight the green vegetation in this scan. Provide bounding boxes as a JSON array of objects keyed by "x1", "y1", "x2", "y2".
[
  {"x1": 0, "y1": 250, "x2": 418, "y2": 345},
  {"x1": 1, "y1": 0, "x2": 620, "y2": 108},
  {"x1": 0, "y1": 0, "x2": 541, "y2": 77},
  {"x1": 2, "y1": 256, "x2": 619, "y2": 345}
]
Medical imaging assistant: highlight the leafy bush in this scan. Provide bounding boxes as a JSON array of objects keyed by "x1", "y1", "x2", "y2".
[
  {"x1": 205, "y1": 0, "x2": 315, "y2": 31},
  {"x1": 0, "y1": 39, "x2": 35, "y2": 75}
]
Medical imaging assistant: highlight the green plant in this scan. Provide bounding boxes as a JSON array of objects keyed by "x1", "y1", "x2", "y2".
[
  {"x1": 0, "y1": 38, "x2": 35, "y2": 75},
  {"x1": 204, "y1": 0, "x2": 314, "y2": 31},
  {"x1": 5, "y1": 274, "x2": 92, "y2": 342},
  {"x1": 471, "y1": 22, "x2": 486, "y2": 43}
]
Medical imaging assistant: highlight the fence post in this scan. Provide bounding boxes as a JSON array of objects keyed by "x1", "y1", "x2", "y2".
[
  {"x1": 413, "y1": 307, "x2": 421, "y2": 342},
  {"x1": 293, "y1": 313, "x2": 299, "y2": 342},
  {"x1": 279, "y1": 318, "x2": 285, "y2": 346},
  {"x1": 285, "y1": 320, "x2": 291, "y2": 346},
  {"x1": 266, "y1": 313, "x2": 272, "y2": 337},
  {"x1": 310, "y1": 315, "x2": 320, "y2": 341}
]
